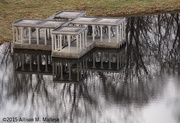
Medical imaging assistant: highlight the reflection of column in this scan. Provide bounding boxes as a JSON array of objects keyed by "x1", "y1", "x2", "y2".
[
  {"x1": 52, "y1": 62, "x2": 55, "y2": 78},
  {"x1": 108, "y1": 26, "x2": 111, "y2": 43},
  {"x1": 83, "y1": 61, "x2": 85, "y2": 77},
  {"x1": 45, "y1": 55, "x2": 48, "y2": 72},
  {"x1": 92, "y1": 25, "x2": 95, "y2": 41},
  {"x1": 68, "y1": 63, "x2": 71, "y2": 80},
  {"x1": 29, "y1": 54, "x2": 32, "y2": 71},
  {"x1": 36, "y1": 28, "x2": 39, "y2": 45},
  {"x1": 109, "y1": 53, "x2": 111, "y2": 69},
  {"x1": 116, "y1": 25, "x2": 119, "y2": 43},
  {"x1": 45, "y1": 28, "x2": 47, "y2": 45},
  {"x1": 100, "y1": 26, "x2": 103, "y2": 42},
  {"x1": 67, "y1": 35, "x2": 70, "y2": 52},
  {"x1": 101, "y1": 52, "x2": 104, "y2": 69},
  {"x1": 20, "y1": 27, "x2": 23, "y2": 44},
  {"x1": 93, "y1": 53, "x2": 96, "y2": 68},
  {"x1": 37, "y1": 55, "x2": 40, "y2": 71},
  {"x1": 28, "y1": 27, "x2": 31, "y2": 44},
  {"x1": 117, "y1": 53, "x2": 119, "y2": 70},
  {"x1": 80, "y1": 62, "x2": 82, "y2": 78},
  {"x1": 120, "y1": 52, "x2": 122, "y2": 68},
  {"x1": 77, "y1": 63, "x2": 79, "y2": 81},
  {"x1": 21, "y1": 54, "x2": 25, "y2": 71}
]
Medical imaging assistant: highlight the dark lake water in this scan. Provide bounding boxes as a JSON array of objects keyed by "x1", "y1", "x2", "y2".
[{"x1": 0, "y1": 13, "x2": 180, "y2": 123}]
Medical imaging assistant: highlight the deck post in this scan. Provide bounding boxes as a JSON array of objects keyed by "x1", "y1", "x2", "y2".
[
  {"x1": 109, "y1": 53, "x2": 111, "y2": 69},
  {"x1": 85, "y1": 25, "x2": 88, "y2": 47},
  {"x1": 20, "y1": 27, "x2": 23, "y2": 44},
  {"x1": 108, "y1": 26, "x2": 111, "y2": 43},
  {"x1": 82, "y1": 32, "x2": 85, "y2": 49},
  {"x1": 68, "y1": 63, "x2": 71, "y2": 80},
  {"x1": 60, "y1": 34, "x2": 62, "y2": 52},
  {"x1": 80, "y1": 33, "x2": 82, "y2": 50},
  {"x1": 92, "y1": 25, "x2": 95, "y2": 41},
  {"x1": 58, "y1": 34, "x2": 60, "y2": 50},
  {"x1": 45, "y1": 28, "x2": 47, "y2": 45},
  {"x1": 36, "y1": 28, "x2": 39, "y2": 45},
  {"x1": 116, "y1": 25, "x2": 119, "y2": 43},
  {"x1": 16, "y1": 27, "x2": 18, "y2": 41},
  {"x1": 28, "y1": 27, "x2": 31, "y2": 44},
  {"x1": 67, "y1": 35, "x2": 71, "y2": 53},
  {"x1": 100, "y1": 26, "x2": 103, "y2": 42},
  {"x1": 76, "y1": 35, "x2": 79, "y2": 52}
]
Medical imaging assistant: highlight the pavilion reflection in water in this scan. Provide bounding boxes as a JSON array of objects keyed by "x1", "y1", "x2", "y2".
[{"x1": 13, "y1": 45, "x2": 126, "y2": 83}]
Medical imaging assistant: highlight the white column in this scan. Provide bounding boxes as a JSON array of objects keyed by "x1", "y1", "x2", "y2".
[
  {"x1": 85, "y1": 25, "x2": 88, "y2": 47},
  {"x1": 55, "y1": 35, "x2": 57, "y2": 50},
  {"x1": 100, "y1": 26, "x2": 103, "y2": 42},
  {"x1": 76, "y1": 35, "x2": 79, "y2": 52},
  {"x1": 85, "y1": 30, "x2": 88, "y2": 47},
  {"x1": 80, "y1": 33, "x2": 82, "y2": 50},
  {"x1": 52, "y1": 35, "x2": 54, "y2": 50},
  {"x1": 119, "y1": 24, "x2": 122, "y2": 42},
  {"x1": 36, "y1": 28, "x2": 39, "y2": 45},
  {"x1": 16, "y1": 27, "x2": 18, "y2": 41},
  {"x1": 28, "y1": 27, "x2": 31, "y2": 44},
  {"x1": 67, "y1": 35, "x2": 70, "y2": 53},
  {"x1": 13, "y1": 26, "x2": 15, "y2": 43},
  {"x1": 92, "y1": 25, "x2": 95, "y2": 41},
  {"x1": 44, "y1": 28, "x2": 47, "y2": 45},
  {"x1": 60, "y1": 35, "x2": 62, "y2": 52},
  {"x1": 122, "y1": 22, "x2": 124, "y2": 39},
  {"x1": 116, "y1": 25, "x2": 119, "y2": 43},
  {"x1": 20, "y1": 27, "x2": 23, "y2": 44},
  {"x1": 82, "y1": 32, "x2": 85, "y2": 49},
  {"x1": 58, "y1": 34, "x2": 60, "y2": 50},
  {"x1": 108, "y1": 26, "x2": 111, "y2": 43}
]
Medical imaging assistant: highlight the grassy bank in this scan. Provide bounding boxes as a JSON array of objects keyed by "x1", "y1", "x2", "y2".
[{"x1": 0, "y1": 0, "x2": 180, "y2": 44}]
